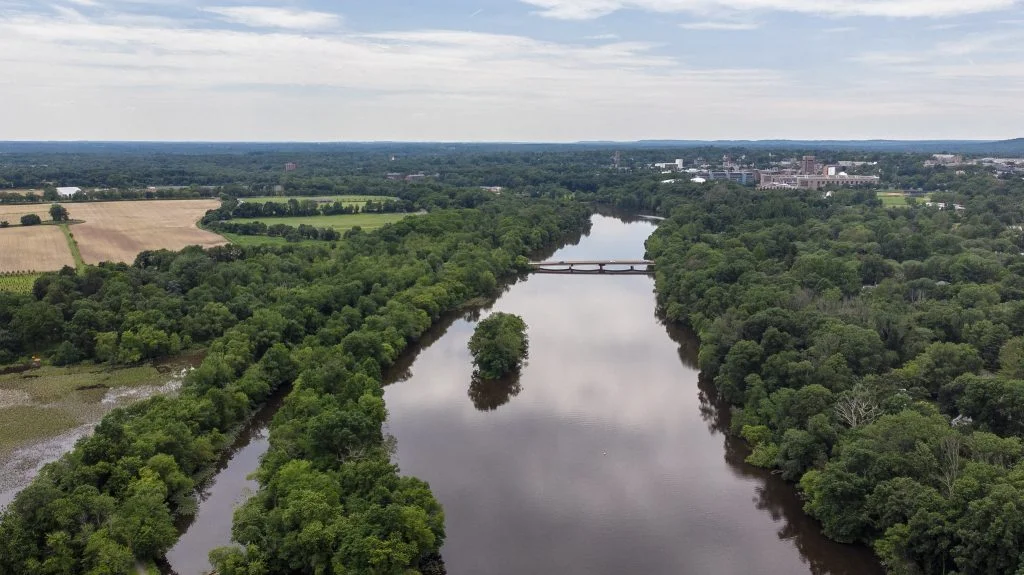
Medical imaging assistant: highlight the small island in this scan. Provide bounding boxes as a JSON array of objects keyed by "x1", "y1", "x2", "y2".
[{"x1": 468, "y1": 312, "x2": 529, "y2": 380}]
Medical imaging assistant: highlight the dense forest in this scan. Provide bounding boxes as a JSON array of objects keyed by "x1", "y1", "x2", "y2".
[{"x1": 644, "y1": 176, "x2": 1024, "y2": 574}]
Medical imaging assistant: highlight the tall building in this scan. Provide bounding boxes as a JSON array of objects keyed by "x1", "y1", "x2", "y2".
[
  {"x1": 801, "y1": 156, "x2": 816, "y2": 175},
  {"x1": 284, "y1": 162, "x2": 297, "y2": 172}
]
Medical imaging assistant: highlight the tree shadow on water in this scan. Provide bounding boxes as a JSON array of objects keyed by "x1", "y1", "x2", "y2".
[
  {"x1": 666, "y1": 320, "x2": 884, "y2": 575},
  {"x1": 468, "y1": 371, "x2": 523, "y2": 412}
]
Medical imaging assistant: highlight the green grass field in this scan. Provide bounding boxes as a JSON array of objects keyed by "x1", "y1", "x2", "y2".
[
  {"x1": 60, "y1": 223, "x2": 85, "y2": 272},
  {"x1": 219, "y1": 233, "x2": 326, "y2": 247},
  {"x1": 878, "y1": 192, "x2": 932, "y2": 208},
  {"x1": 0, "y1": 274, "x2": 40, "y2": 293},
  {"x1": 232, "y1": 212, "x2": 409, "y2": 232},
  {"x1": 240, "y1": 195, "x2": 396, "y2": 205}
]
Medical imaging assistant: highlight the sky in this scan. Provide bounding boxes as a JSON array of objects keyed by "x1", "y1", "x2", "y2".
[{"x1": 0, "y1": 0, "x2": 1022, "y2": 141}]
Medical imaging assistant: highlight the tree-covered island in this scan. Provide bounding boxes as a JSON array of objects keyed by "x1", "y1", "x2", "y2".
[{"x1": 468, "y1": 313, "x2": 529, "y2": 380}]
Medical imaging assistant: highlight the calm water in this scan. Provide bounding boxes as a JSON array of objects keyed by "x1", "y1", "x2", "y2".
[
  {"x1": 164, "y1": 391, "x2": 284, "y2": 575},
  {"x1": 167, "y1": 214, "x2": 882, "y2": 574},
  {"x1": 382, "y1": 214, "x2": 883, "y2": 575}
]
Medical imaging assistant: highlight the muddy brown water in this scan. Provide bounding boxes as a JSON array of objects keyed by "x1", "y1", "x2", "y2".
[{"x1": 166, "y1": 214, "x2": 884, "y2": 575}]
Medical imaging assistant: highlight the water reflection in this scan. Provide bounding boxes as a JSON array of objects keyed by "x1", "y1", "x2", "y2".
[
  {"x1": 164, "y1": 389, "x2": 287, "y2": 575},
  {"x1": 382, "y1": 214, "x2": 883, "y2": 575},
  {"x1": 468, "y1": 372, "x2": 523, "y2": 412}
]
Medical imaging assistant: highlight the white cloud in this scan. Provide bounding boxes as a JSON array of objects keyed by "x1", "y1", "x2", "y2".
[
  {"x1": 522, "y1": 0, "x2": 1019, "y2": 19},
  {"x1": 65, "y1": 0, "x2": 99, "y2": 6},
  {"x1": 848, "y1": 51, "x2": 926, "y2": 65},
  {"x1": 202, "y1": 6, "x2": 341, "y2": 30},
  {"x1": 680, "y1": 21, "x2": 759, "y2": 29}
]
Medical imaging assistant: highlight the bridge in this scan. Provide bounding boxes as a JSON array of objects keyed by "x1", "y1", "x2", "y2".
[{"x1": 527, "y1": 259, "x2": 655, "y2": 274}]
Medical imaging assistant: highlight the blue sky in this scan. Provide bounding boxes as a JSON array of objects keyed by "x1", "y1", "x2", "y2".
[{"x1": 0, "y1": 0, "x2": 1021, "y2": 141}]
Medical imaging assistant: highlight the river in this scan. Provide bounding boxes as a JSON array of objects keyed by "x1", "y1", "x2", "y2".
[{"x1": 168, "y1": 214, "x2": 883, "y2": 575}]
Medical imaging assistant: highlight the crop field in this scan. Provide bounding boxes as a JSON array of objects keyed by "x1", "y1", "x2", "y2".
[
  {"x1": 0, "y1": 189, "x2": 43, "y2": 197},
  {"x1": 0, "y1": 274, "x2": 40, "y2": 293},
  {"x1": 232, "y1": 212, "x2": 409, "y2": 232},
  {"x1": 0, "y1": 200, "x2": 225, "y2": 271},
  {"x1": 0, "y1": 225, "x2": 75, "y2": 272},
  {"x1": 241, "y1": 195, "x2": 396, "y2": 205},
  {"x1": 72, "y1": 200, "x2": 225, "y2": 264}
]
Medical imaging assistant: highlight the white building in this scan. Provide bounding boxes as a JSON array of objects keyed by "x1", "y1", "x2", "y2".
[{"x1": 56, "y1": 187, "x2": 81, "y2": 197}]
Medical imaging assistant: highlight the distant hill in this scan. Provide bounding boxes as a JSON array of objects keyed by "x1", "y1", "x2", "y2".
[
  {"x1": 584, "y1": 139, "x2": 1024, "y2": 155},
  {"x1": 0, "y1": 138, "x2": 1021, "y2": 155}
]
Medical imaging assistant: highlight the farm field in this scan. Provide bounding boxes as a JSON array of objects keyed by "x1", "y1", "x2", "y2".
[
  {"x1": 241, "y1": 195, "x2": 396, "y2": 205},
  {"x1": 72, "y1": 200, "x2": 225, "y2": 264},
  {"x1": 0, "y1": 189, "x2": 43, "y2": 197},
  {"x1": 0, "y1": 274, "x2": 40, "y2": 293},
  {"x1": 0, "y1": 200, "x2": 225, "y2": 270},
  {"x1": 0, "y1": 225, "x2": 75, "y2": 272},
  {"x1": 232, "y1": 212, "x2": 409, "y2": 232}
]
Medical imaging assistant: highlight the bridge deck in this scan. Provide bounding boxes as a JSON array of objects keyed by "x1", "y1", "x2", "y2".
[{"x1": 528, "y1": 259, "x2": 653, "y2": 266}]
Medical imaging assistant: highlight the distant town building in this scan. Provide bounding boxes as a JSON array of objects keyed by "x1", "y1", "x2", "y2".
[
  {"x1": 480, "y1": 186, "x2": 504, "y2": 193},
  {"x1": 759, "y1": 173, "x2": 880, "y2": 191},
  {"x1": 801, "y1": 155, "x2": 817, "y2": 175},
  {"x1": 652, "y1": 159, "x2": 687, "y2": 171},
  {"x1": 925, "y1": 202, "x2": 966, "y2": 212},
  {"x1": 386, "y1": 173, "x2": 404, "y2": 181},
  {"x1": 708, "y1": 171, "x2": 758, "y2": 185},
  {"x1": 284, "y1": 162, "x2": 297, "y2": 171},
  {"x1": 56, "y1": 186, "x2": 81, "y2": 197},
  {"x1": 405, "y1": 173, "x2": 427, "y2": 182},
  {"x1": 927, "y1": 154, "x2": 963, "y2": 166}
]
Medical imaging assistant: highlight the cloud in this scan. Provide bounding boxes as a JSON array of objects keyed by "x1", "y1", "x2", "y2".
[
  {"x1": 0, "y1": 4, "x2": 1021, "y2": 140},
  {"x1": 848, "y1": 51, "x2": 926, "y2": 65},
  {"x1": 65, "y1": 0, "x2": 99, "y2": 6},
  {"x1": 521, "y1": 0, "x2": 1019, "y2": 20},
  {"x1": 202, "y1": 6, "x2": 341, "y2": 30},
  {"x1": 680, "y1": 21, "x2": 759, "y2": 29}
]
